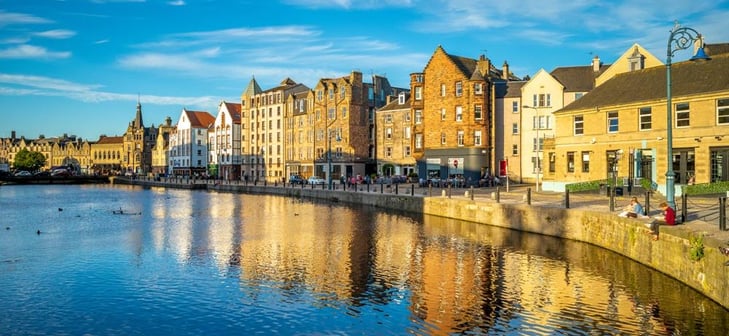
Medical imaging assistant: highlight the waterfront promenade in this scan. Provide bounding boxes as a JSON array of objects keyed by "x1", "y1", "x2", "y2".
[{"x1": 114, "y1": 176, "x2": 729, "y2": 309}]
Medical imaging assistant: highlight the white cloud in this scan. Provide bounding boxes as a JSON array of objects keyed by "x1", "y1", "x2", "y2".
[
  {"x1": 167, "y1": 0, "x2": 186, "y2": 5},
  {"x1": 0, "y1": 10, "x2": 52, "y2": 27},
  {"x1": 33, "y1": 29, "x2": 77, "y2": 39},
  {"x1": 0, "y1": 73, "x2": 220, "y2": 106},
  {"x1": 283, "y1": 0, "x2": 413, "y2": 9},
  {"x1": 0, "y1": 45, "x2": 71, "y2": 59}
]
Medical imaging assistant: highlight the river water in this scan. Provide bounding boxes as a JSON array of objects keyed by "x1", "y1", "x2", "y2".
[{"x1": 1, "y1": 184, "x2": 727, "y2": 335}]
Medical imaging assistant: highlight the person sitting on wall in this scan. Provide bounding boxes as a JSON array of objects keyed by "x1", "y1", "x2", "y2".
[
  {"x1": 618, "y1": 197, "x2": 644, "y2": 218},
  {"x1": 647, "y1": 201, "x2": 676, "y2": 241}
]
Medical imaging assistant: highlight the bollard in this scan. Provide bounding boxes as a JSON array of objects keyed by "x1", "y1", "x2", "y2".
[
  {"x1": 470, "y1": 186, "x2": 474, "y2": 201},
  {"x1": 448, "y1": 185, "x2": 451, "y2": 198},
  {"x1": 720, "y1": 197, "x2": 726, "y2": 231},
  {"x1": 681, "y1": 193, "x2": 688, "y2": 224},
  {"x1": 495, "y1": 186, "x2": 500, "y2": 203},
  {"x1": 367, "y1": 183, "x2": 370, "y2": 192},
  {"x1": 428, "y1": 185, "x2": 432, "y2": 197},
  {"x1": 564, "y1": 189, "x2": 570, "y2": 209},
  {"x1": 380, "y1": 184, "x2": 383, "y2": 194},
  {"x1": 395, "y1": 184, "x2": 399, "y2": 195},
  {"x1": 527, "y1": 187, "x2": 532, "y2": 205},
  {"x1": 644, "y1": 191, "x2": 651, "y2": 216}
]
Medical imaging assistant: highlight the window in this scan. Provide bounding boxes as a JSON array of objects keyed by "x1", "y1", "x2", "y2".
[
  {"x1": 607, "y1": 111, "x2": 619, "y2": 133},
  {"x1": 404, "y1": 111, "x2": 411, "y2": 121},
  {"x1": 533, "y1": 137, "x2": 543, "y2": 151},
  {"x1": 415, "y1": 87, "x2": 422, "y2": 100},
  {"x1": 574, "y1": 115, "x2": 584, "y2": 135},
  {"x1": 474, "y1": 105, "x2": 483, "y2": 120},
  {"x1": 385, "y1": 128, "x2": 392, "y2": 139},
  {"x1": 567, "y1": 152, "x2": 575, "y2": 173},
  {"x1": 457, "y1": 131, "x2": 464, "y2": 146},
  {"x1": 455, "y1": 82, "x2": 463, "y2": 97},
  {"x1": 441, "y1": 133, "x2": 446, "y2": 145},
  {"x1": 639, "y1": 107, "x2": 652, "y2": 130},
  {"x1": 676, "y1": 102, "x2": 690, "y2": 127},
  {"x1": 339, "y1": 85, "x2": 346, "y2": 99},
  {"x1": 415, "y1": 134, "x2": 423, "y2": 149},
  {"x1": 512, "y1": 101, "x2": 519, "y2": 113},
  {"x1": 415, "y1": 109, "x2": 422, "y2": 124},
  {"x1": 441, "y1": 84, "x2": 446, "y2": 97},
  {"x1": 474, "y1": 130, "x2": 482, "y2": 146},
  {"x1": 575, "y1": 93, "x2": 583, "y2": 100},
  {"x1": 455, "y1": 106, "x2": 463, "y2": 121},
  {"x1": 512, "y1": 123, "x2": 519, "y2": 134},
  {"x1": 533, "y1": 115, "x2": 549, "y2": 129},
  {"x1": 341, "y1": 107, "x2": 347, "y2": 119},
  {"x1": 474, "y1": 83, "x2": 483, "y2": 95},
  {"x1": 328, "y1": 107, "x2": 335, "y2": 120},
  {"x1": 384, "y1": 114, "x2": 393, "y2": 124},
  {"x1": 512, "y1": 144, "x2": 519, "y2": 155},
  {"x1": 719, "y1": 98, "x2": 729, "y2": 124},
  {"x1": 534, "y1": 93, "x2": 551, "y2": 107},
  {"x1": 404, "y1": 126, "x2": 411, "y2": 139},
  {"x1": 404, "y1": 146, "x2": 411, "y2": 156},
  {"x1": 385, "y1": 147, "x2": 392, "y2": 158},
  {"x1": 582, "y1": 151, "x2": 590, "y2": 172},
  {"x1": 398, "y1": 92, "x2": 405, "y2": 104},
  {"x1": 441, "y1": 108, "x2": 446, "y2": 120},
  {"x1": 549, "y1": 152, "x2": 556, "y2": 172}
]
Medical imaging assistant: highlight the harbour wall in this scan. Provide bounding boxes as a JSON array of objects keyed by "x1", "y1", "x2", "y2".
[{"x1": 114, "y1": 178, "x2": 729, "y2": 310}]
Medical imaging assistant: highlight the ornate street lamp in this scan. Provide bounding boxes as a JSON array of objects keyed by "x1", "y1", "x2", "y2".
[
  {"x1": 665, "y1": 22, "x2": 710, "y2": 209},
  {"x1": 609, "y1": 149, "x2": 624, "y2": 212}
]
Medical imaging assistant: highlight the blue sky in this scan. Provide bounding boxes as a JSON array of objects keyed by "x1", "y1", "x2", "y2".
[{"x1": 2, "y1": 0, "x2": 728, "y2": 141}]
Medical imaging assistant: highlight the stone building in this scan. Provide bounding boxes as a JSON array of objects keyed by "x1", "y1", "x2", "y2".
[
  {"x1": 208, "y1": 101, "x2": 242, "y2": 180},
  {"x1": 151, "y1": 116, "x2": 174, "y2": 175},
  {"x1": 122, "y1": 101, "x2": 158, "y2": 175},
  {"x1": 90, "y1": 135, "x2": 123, "y2": 175},
  {"x1": 0, "y1": 131, "x2": 91, "y2": 173},
  {"x1": 543, "y1": 49, "x2": 729, "y2": 195},
  {"x1": 375, "y1": 92, "x2": 416, "y2": 177},
  {"x1": 412, "y1": 46, "x2": 515, "y2": 185}
]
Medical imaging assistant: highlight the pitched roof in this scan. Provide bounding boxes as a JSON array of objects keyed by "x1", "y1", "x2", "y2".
[
  {"x1": 222, "y1": 101, "x2": 242, "y2": 123},
  {"x1": 558, "y1": 53, "x2": 729, "y2": 113},
  {"x1": 378, "y1": 94, "x2": 411, "y2": 112},
  {"x1": 551, "y1": 64, "x2": 609, "y2": 92},
  {"x1": 184, "y1": 109, "x2": 215, "y2": 128},
  {"x1": 500, "y1": 81, "x2": 526, "y2": 98},
  {"x1": 241, "y1": 77, "x2": 262, "y2": 97},
  {"x1": 95, "y1": 136, "x2": 123, "y2": 144},
  {"x1": 706, "y1": 43, "x2": 729, "y2": 56}
]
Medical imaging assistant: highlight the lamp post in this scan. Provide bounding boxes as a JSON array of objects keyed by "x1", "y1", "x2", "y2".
[
  {"x1": 609, "y1": 149, "x2": 624, "y2": 212},
  {"x1": 327, "y1": 129, "x2": 341, "y2": 190},
  {"x1": 665, "y1": 22, "x2": 710, "y2": 209},
  {"x1": 523, "y1": 105, "x2": 544, "y2": 192}
]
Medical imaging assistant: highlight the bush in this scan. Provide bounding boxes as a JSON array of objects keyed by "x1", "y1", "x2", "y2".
[
  {"x1": 684, "y1": 181, "x2": 729, "y2": 196},
  {"x1": 566, "y1": 180, "x2": 605, "y2": 192}
]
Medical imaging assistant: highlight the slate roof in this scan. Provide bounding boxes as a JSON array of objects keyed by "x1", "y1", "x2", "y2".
[
  {"x1": 222, "y1": 101, "x2": 242, "y2": 124},
  {"x1": 551, "y1": 64, "x2": 609, "y2": 92},
  {"x1": 378, "y1": 94, "x2": 411, "y2": 112},
  {"x1": 558, "y1": 53, "x2": 729, "y2": 113},
  {"x1": 95, "y1": 136, "x2": 123, "y2": 144},
  {"x1": 706, "y1": 43, "x2": 729, "y2": 56},
  {"x1": 500, "y1": 81, "x2": 526, "y2": 98}
]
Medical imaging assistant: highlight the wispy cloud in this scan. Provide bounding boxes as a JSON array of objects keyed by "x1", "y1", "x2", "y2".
[
  {"x1": 0, "y1": 73, "x2": 220, "y2": 106},
  {"x1": 95, "y1": 39, "x2": 110, "y2": 44},
  {"x1": 33, "y1": 29, "x2": 77, "y2": 39},
  {"x1": 167, "y1": 0, "x2": 185, "y2": 6},
  {"x1": 0, "y1": 45, "x2": 71, "y2": 59},
  {"x1": 283, "y1": 0, "x2": 413, "y2": 9},
  {"x1": 0, "y1": 10, "x2": 52, "y2": 27}
]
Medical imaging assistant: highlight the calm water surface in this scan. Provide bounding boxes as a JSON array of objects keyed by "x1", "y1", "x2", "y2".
[{"x1": 1, "y1": 184, "x2": 728, "y2": 335}]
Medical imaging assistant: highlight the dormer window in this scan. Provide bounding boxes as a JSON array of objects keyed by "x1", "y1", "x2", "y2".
[
  {"x1": 398, "y1": 92, "x2": 405, "y2": 104},
  {"x1": 628, "y1": 47, "x2": 645, "y2": 71}
]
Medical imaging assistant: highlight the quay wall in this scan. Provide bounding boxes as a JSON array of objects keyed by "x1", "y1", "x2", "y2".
[{"x1": 113, "y1": 178, "x2": 729, "y2": 309}]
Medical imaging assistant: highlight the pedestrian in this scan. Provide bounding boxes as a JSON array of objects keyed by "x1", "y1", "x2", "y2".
[
  {"x1": 649, "y1": 201, "x2": 676, "y2": 240},
  {"x1": 618, "y1": 197, "x2": 644, "y2": 218}
]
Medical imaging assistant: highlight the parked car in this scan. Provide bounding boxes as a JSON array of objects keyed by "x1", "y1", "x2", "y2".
[
  {"x1": 307, "y1": 176, "x2": 326, "y2": 185},
  {"x1": 51, "y1": 169, "x2": 71, "y2": 177},
  {"x1": 289, "y1": 174, "x2": 305, "y2": 185},
  {"x1": 14, "y1": 170, "x2": 32, "y2": 177}
]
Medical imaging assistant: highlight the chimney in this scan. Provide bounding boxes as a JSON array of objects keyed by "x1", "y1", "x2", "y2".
[
  {"x1": 502, "y1": 61, "x2": 510, "y2": 80},
  {"x1": 478, "y1": 55, "x2": 491, "y2": 77},
  {"x1": 592, "y1": 55, "x2": 601, "y2": 72},
  {"x1": 11, "y1": 130, "x2": 15, "y2": 140}
]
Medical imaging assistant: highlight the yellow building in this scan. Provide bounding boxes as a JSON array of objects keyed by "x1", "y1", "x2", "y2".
[
  {"x1": 544, "y1": 51, "x2": 729, "y2": 196},
  {"x1": 90, "y1": 135, "x2": 123, "y2": 175},
  {"x1": 375, "y1": 92, "x2": 416, "y2": 177}
]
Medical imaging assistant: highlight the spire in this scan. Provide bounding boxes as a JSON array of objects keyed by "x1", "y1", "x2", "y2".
[
  {"x1": 134, "y1": 96, "x2": 144, "y2": 128},
  {"x1": 240, "y1": 75, "x2": 263, "y2": 100}
]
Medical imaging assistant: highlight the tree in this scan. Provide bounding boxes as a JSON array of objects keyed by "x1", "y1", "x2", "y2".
[{"x1": 14, "y1": 149, "x2": 46, "y2": 172}]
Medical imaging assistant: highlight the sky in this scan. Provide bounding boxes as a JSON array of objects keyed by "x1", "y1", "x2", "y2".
[{"x1": 1, "y1": 0, "x2": 728, "y2": 141}]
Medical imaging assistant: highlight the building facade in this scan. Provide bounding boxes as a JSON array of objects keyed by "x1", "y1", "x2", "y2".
[
  {"x1": 90, "y1": 135, "x2": 124, "y2": 175},
  {"x1": 544, "y1": 51, "x2": 729, "y2": 195},
  {"x1": 375, "y1": 92, "x2": 416, "y2": 177},
  {"x1": 209, "y1": 101, "x2": 242, "y2": 180},
  {"x1": 168, "y1": 108, "x2": 215, "y2": 177},
  {"x1": 122, "y1": 102, "x2": 157, "y2": 175}
]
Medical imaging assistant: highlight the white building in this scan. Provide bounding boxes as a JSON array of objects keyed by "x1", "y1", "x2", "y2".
[
  {"x1": 208, "y1": 101, "x2": 242, "y2": 180},
  {"x1": 168, "y1": 108, "x2": 215, "y2": 177}
]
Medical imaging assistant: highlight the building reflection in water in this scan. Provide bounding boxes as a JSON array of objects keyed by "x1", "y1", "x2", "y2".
[{"x1": 138, "y1": 190, "x2": 727, "y2": 335}]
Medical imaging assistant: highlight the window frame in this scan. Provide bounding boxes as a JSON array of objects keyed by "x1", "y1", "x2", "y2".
[
  {"x1": 607, "y1": 111, "x2": 619, "y2": 133},
  {"x1": 676, "y1": 102, "x2": 690, "y2": 128},
  {"x1": 639, "y1": 107, "x2": 652, "y2": 130},
  {"x1": 574, "y1": 115, "x2": 584, "y2": 135}
]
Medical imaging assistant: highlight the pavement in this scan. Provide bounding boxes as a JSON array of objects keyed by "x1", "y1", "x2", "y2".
[{"x1": 416, "y1": 183, "x2": 729, "y2": 248}]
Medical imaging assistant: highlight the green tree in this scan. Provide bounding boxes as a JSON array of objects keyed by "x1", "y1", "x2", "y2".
[{"x1": 14, "y1": 149, "x2": 46, "y2": 172}]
